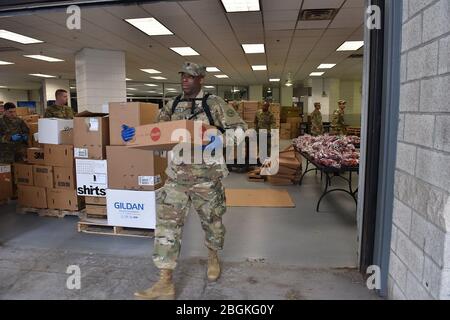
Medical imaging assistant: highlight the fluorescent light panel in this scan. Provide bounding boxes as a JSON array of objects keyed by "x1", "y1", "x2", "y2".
[
  {"x1": 336, "y1": 41, "x2": 364, "y2": 51},
  {"x1": 145, "y1": 83, "x2": 158, "y2": 87},
  {"x1": 269, "y1": 78, "x2": 280, "y2": 82},
  {"x1": 24, "y1": 55, "x2": 63, "y2": 62},
  {"x1": 125, "y1": 18, "x2": 173, "y2": 36},
  {"x1": 0, "y1": 29, "x2": 43, "y2": 44},
  {"x1": 221, "y1": 0, "x2": 260, "y2": 12},
  {"x1": 29, "y1": 73, "x2": 56, "y2": 78},
  {"x1": 127, "y1": 88, "x2": 137, "y2": 91},
  {"x1": 206, "y1": 67, "x2": 220, "y2": 72},
  {"x1": 252, "y1": 65, "x2": 267, "y2": 71},
  {"x1": 242, "y1": 44, "x2": 265, "y2": 54},
  {"x1": 170, "y1": 47, "x2": 199, "y2": 56},
  {"x1": 151, "y1": 76, "x2": 167, "y2": 80},
  {"x1": 140, "y1": 68, "x2": 161, "y2": 74},
  {"x1": 215, "y1": 75, "x2": 229, "y2": 78},
  {"x1": 310, "y1": 72, "x2": 325, "y2": 76},
  {"x1": 126, "y1": 78, "x2": 132, "y2": 81},
  {"x1": 0, "y1": 60, "x2": 14, "y2": 65},
  {"x1": 204, "y1": 85, "x2": 215, "y2": 88},
  {"x1": 318, "y1": 64, "x2": 336, "y2": 69}
]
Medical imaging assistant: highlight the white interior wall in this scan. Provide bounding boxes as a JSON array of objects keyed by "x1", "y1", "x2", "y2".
[{"x1": 0, "y1": 89, "x2": 30, "y2": 105}]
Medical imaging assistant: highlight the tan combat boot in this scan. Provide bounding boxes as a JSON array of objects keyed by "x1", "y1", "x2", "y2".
[
  {"x1": 207, "y1": 248, "x2": 221, "y2": 281},
  {"x1": 134, "y1": 269, "x2": 175, "y2": 300}
]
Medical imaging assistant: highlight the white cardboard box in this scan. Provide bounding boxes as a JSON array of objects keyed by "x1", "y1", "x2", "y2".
[
  {"x1": 75, "y1": 159, "x2": 107, "y2": 197},
  {"x1": 107, "y1": 189, "x2": 156, "y2": 229},
  {"x1": 38, "y1": 118, "x2": 73, "y2": 144}
]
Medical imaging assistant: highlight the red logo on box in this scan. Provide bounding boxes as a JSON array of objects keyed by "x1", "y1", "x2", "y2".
[{"x1": 150, "y1": 127, "x2": 161, "y2": 141}]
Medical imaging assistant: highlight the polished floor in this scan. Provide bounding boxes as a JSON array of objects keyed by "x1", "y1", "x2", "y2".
[{"x1": 0, "y1": 155, "x2": 367, "y2": 299}]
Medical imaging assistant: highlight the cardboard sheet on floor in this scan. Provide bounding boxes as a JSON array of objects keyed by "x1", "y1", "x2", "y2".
[{"x1": 225, "y1": 189, "x2": 295, "y2": 208}]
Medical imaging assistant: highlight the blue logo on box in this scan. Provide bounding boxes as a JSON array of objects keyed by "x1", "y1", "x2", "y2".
[{"x1": 114, "y1": 202, "x2": 144, "y2": 211}]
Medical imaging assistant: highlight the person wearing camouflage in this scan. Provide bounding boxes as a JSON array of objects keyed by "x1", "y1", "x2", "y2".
[
  {"x1": 44, "y1": 89, "x2": 74, "y2": 119},
  {"x1": 331, "y1": 100, "x2": 347, "y2": 135},
  {"x1": 255, "y1": 100, "x2": 275, "y2": 159},
  {"x1": 310, "y1": 102, "x2": 324, "y2": 136},
  {"x1": 0, "y1": 102, "x2": 30, "y2": 163},
  {"x1": 125, "y1": 62, "x2": 247, "y2": 300}
]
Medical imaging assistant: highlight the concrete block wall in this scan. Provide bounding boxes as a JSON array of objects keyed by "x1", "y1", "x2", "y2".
[{"x1": 389, "y1": 0, "x2": 450, "y2": 300}]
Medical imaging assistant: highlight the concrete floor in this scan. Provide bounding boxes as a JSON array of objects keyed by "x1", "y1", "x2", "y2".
[{"x1": 0, "y1": 150, "x2": 379, "y2": 300}]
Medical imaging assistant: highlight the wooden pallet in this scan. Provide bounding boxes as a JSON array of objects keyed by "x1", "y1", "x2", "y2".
[
  {"x1": 78, "y1": 209, "x2": 107, "y2": 222},
  {"x1": 16, "y1": 206, "x2": 80, "y2": 218},
  {"x1": 77, "y1": 219, "x2": 154, "y2": 238}
]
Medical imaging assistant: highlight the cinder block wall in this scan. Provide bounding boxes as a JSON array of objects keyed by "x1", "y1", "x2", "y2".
[{"x1": 389, "y1": 0, "x2": 450, "y2": 300}]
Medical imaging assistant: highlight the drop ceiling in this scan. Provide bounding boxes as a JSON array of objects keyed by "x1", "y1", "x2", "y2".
[{"x1": 0, "y1": 0, "x2": 364, "y2": 90}]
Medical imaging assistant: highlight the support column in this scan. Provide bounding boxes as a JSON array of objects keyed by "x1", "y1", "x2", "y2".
[
  {"x1": 280, "y1": 85, "x2": 293, "y2": 107},
  {"x1": 249, "y1": 85, "x2": 263, "y2": 101},
  {"x1": 75, "y1": 48, "x2": 126, "y2": 113}
]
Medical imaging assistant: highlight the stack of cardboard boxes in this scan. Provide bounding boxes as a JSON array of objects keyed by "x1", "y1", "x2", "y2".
[
  {"x1": 0, "y1": 164, "x2": 13, "y2": 202},
  {"x1": 16, "y1": 119, "x2": 83, "y2": 211},
  {"x1": 266, "y1": 146, "x2": 302, "y2": 185},
  {"x1": 270, "y1": 103, "x2": 281, "y2": 129},
  {"x1": 286, "y1": 117, "x2": 302, "y2": 139},
  {"x1": 240, "y1": 101, "x2": 259, "y2": 130},
  {"x1": 75, "y1": 102, "x2": 165, "y2": 230}
]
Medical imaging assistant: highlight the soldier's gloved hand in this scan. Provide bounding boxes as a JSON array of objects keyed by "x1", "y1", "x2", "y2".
[
  {"x1": 11, "y1": 134, "x2": 22, "y2": 142},
  {"x1": 202, "y1": 135, "x2": 222, "y2": 152},
  {"x1": 21, "y1": 134, "x2": 28, "y2": 142},
  {"x1": 121, "y1": 125, "x2": 135, "y2": 142}
]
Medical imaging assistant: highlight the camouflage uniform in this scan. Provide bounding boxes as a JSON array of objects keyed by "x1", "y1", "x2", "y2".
[
  {"x1": 331, "y1": 108, "x2": 346, "y2": 135},
  {"x1": 153, "y1": 64, "x2": 247, "y2": 270},
  {"x1": 0, "y1": 116, "x2": 30, "y2": 163},
  {"x1": 44, "y1": 104, "x2": 74, "y2": 119},
  {"x1": 310, "y1": 109, "x2": 323, "y2": 136},
  {"x1": 254, "y1": 109, "x2": 275, "y2": 132}
]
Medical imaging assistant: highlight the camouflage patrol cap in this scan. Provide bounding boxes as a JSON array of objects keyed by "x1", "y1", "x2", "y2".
[
  {"x1": 179, "y1": 62, "x2": 207, "y2": 77},
  {"x1": 338, "y1": 100, "x2": 347, "y2": 104}
]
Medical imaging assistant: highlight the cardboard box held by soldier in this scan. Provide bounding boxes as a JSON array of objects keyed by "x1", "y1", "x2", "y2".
[
  {"x1": 126, "y1": 120, "x2": 216, "y2": 151},
  {"x1": 109, "y1": 102, "x2": 159, "y2": 146}
]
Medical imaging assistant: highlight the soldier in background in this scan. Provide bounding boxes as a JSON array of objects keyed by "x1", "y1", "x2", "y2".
[
  {"x1": 44, "y1": 89, "x2": 74, "y2": 119},
  {"x1": 331, "y1": 100, "x2": 347, "y2": 135},
  {"x1": 0, "y1": 102, "x2": 30, "y2": 163},
  {"x1": 310, "y1": 102, "x2": 324, "y2": 136},
  {"x1": 122, "y1": 62, "x2": 247, "y2": 300},
  {"x1": 255, "y1": 100, "x2": 275, "y2": 159}
]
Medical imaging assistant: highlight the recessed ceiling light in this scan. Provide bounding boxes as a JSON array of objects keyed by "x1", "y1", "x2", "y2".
[
  {"x1": 0, "y1": 29, "x2": 43, "y2": 44},
  {"x1": 170, "y1": 47, "x2": 199, "y2": 56},
  {"x1": 127, "y1": 88, "x2": 137, "y2": 91},
  {"x1": 29, "y1": 73, "x2": 56, "y2": 78},
  {"x1": 24, "y1": 55, "x2": 64, "y2": 62},
  {"x1": 318, "y1": 64, "x2": 336, "y2": 69},
  {"x1": 221, "y1": 0, "x2": 260, "y2": 12},
  {"x1": 310, "y1": 72, "x2": 325, "y2": 76},
  {"x1": 215, "y1": 75, "x2": 229, "y2": 78},
  {"x1": 140, "y1": 68, "x2": 161, "y2": 74},
  {"x1": 206, "y1": 67, "x2": 220, "y2": 72},
  {"x1": 269, "y1": 78, "x2": 280, "y2": 82},
  {"x1": 127, "y1": 94, "x2": 135, "y2": 96},
  {"x1": 0, "y1": 60, "x2": 14, "y2": 65},
  {"x1": 0, "y1": 86, "x2": 6, "y2": 88},
  {"x1": 166, "y1": 88, "x2": 177, "y2": 91},
  {"x1": 145, "y1": 83, "x2": 158, "y2": 87},
  {"x1": 126, "y1": 78, "x2": 132, "y2": 81},
  {"x1": 147, "y1": 90, "x2": 156, "y2": 93},
  {"x1": 70, "y1": 87, "x2": 76, "y2": 89},
  {"x1": 242, "y1": 44, "x2": 265, "y2": 54},
  {"x1": 204, "y1": 85, "x2": 215, "y2": 88},
  {"x1": 252, "y1": 65, "x2": 267, "y2": 71},
  {"x1": 336, "y1": 41, "x2": 364, "y2": 51},
  {"x1": 151, "y1": 76, "x2": 167, "y2": 80},
  {"x1": 125, "y1": 17, "x2": 173, "y2": 36}
]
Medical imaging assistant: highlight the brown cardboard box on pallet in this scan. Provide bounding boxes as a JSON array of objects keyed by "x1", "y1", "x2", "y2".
[
  {"x1": 15, "y1": 107, "x2": 29, "y2": 116},
  {"x1": 126, "y1": 120, "x2": 214, "y2": 151},
  {"x1": 18, "y1": 185, "x2": 47, "y2": 208},
  {"x1": 27, "y1": 147, "x2": 45, "y2": 165},
  {"x1": 20, "y1": 114, "x2": 39, "y2": 124},
  {"x1": 54, "y1": 166, "x2": 75, "y2": 189},
  {"x1": 74, "y1": 111, "x2": 109, "y2": 159},
  {"x1": 85, "y1": 196, "x2": 106, "y2": 205},
  {"x1": 33, "y1": 165, "x2": 53, "y2": 188},
  {"x1": 286, "y1": 117, "x2": 301, "y2": 139},
  {"x1": 109, "y1": 102, "x2": 159, "y2": 146},
  {"x1": 47, "y1": 189, "x2": 84, "y2": 211},
  {"x1": 14, "y1": 163, "x2": 33, "y2": 185},
  {"x1": 0, "y1": 164, "x2": 13, "y2": 201},
  {"x1": 44, "y1": 144, "x2": 74, "y2": 168},
  {"x1": 85, "y1": 204, "x2": 107, "y2": 216},
  {"x1": 107, "y1": 146, "x2": 167, "y2": 191}
]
